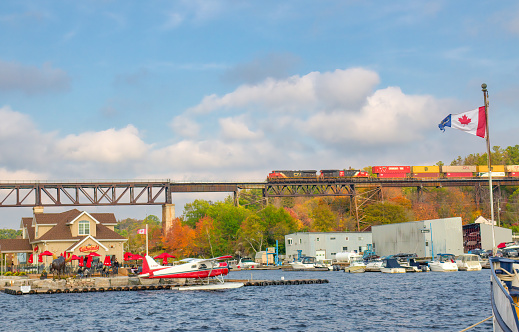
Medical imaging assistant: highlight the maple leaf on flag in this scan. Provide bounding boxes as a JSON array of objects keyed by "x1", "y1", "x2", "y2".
[{"x1": 458, "y1": 115, "x2": 471, "y2": 125}]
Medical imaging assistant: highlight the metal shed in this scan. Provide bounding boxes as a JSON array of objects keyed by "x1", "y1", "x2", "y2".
[{"x1": 372, "y1": 217, "x2": 464, "y2": 258}]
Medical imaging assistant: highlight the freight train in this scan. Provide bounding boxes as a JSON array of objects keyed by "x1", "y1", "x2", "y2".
[{"x1": 267, "y1": 165, "x2": 519, "y2": 181}]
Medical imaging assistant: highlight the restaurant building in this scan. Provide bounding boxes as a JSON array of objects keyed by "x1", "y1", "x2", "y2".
[{"x1": 0, "y1": 207, "x2": 127, "y2": 265}]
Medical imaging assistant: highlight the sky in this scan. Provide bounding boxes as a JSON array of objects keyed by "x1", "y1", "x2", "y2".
[{"x1": 1, "y1": 1, "x2": 519, "y2": 228}]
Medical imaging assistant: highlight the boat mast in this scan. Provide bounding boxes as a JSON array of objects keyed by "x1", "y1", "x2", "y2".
[{"x1": 482, "y1": 83, "x2": 496, "y2": 253}]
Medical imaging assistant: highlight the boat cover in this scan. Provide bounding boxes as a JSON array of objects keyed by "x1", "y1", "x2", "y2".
[{"x1": 385, "y1": 258, "x2": 403, "y2": 268}]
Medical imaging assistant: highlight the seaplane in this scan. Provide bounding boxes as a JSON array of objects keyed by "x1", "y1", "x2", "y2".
[{"x1": 139, "y1": 254, "x2": 244, "y2": 290}]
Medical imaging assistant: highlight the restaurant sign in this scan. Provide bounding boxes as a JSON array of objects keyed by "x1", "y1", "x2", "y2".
[{"x1": 79, "y1": 244, "x2": 99, "y2": 253}]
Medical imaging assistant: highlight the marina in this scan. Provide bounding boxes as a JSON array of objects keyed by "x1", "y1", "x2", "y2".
[{"x1": 0, "y1": 268, "x2": 492, "y2": 331}]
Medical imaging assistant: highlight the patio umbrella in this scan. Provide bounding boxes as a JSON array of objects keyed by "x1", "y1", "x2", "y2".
[
  {"x1": 39, "y1": 250, "x2": 53, "y2": 264},
  {"x1": 86, "y1": 256, "x2": 92, "y2": 268},
  {"x1": 130, "y1": 254, "x2": 143, "y2": 260},
  {"x1": 124, "y1": 252, "x2": 132, "y2": 261},
  {"x1": 79, "y1": 256, "x2": 84, "y2": 267},
  {"x1": 103, "y1": 256, "x2": 112, "y2": 266},
  {"x1": 154, "y1": 252, "x2": 176, "y2": 265},
  {"x1": 88, "y1": 252, "x2": 101, "y2": 257},
  {"x1": 69, "y1": 255, "x2": 80, "y2": 261},
  {"x1": 28, "y1": 254, "x2": 33, "y2": 264}
]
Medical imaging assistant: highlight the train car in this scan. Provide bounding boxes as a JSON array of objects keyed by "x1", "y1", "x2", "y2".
[
  {"x1": 413, "y1": 173, "x2": 441, "y2": 178},
  {"x1": 376, "y1": 173, "x2": 407, "y2": 178},
  {"x1": 509, "y1": 172, "x2": 519, "y2": 177},
  {"x1": 412, "y1": 166, "x2": 440, "y2": 173},
  {"x1": 320, "y1": 170, "x2": 370, "y2": 178},
  {"x1": 268, "y1": 170, "x2": 317, "y2": 179},
  {"x1": 445, "y1": 172, "x2": 474, "y2": 178},
  {"x1": 477, "y1": 165, "x2": 505, "y2": 173},
  {"x1": 478, "y1": 172, "x2": 506, "y2": 178},
  {"x1": 442, "y1": 165, "x2": 477, "y2": 173},
  {"x1": 372, "y1": 166, "x2": 411, "y2": 174},
  {"x1": 506, "y1": 165, "x2": 519, "y2": 172}
]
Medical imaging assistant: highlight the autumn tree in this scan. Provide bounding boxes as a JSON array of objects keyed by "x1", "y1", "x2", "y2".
[{"x1": 162, "y1": 218, "x2": 195, "y2": 257}]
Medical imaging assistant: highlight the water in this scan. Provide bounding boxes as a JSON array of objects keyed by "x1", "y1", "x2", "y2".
[{"x1": 1, "y1": 269, "x2": 492, "y2": 331}]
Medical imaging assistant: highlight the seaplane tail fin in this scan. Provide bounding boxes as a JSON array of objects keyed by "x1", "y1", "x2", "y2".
[{"x1": 140, "y1": 255, "x2": 161, "y2": 277}]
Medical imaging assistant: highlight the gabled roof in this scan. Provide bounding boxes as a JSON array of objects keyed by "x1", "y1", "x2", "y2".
[
  {"x1": 26, "y1": 209, "x2": 125, "y2": 243},
  {"x1": 22, "y1": 218, "x2": 35, "y2": 242},
  {"x1": 0, "y1": 239, "x2": 32, "y2": 252},
  {"x1": 66, "y1": 235, "x2": 109, "y2": 252}
]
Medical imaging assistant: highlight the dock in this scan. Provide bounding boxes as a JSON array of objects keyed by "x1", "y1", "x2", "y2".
[{"x1": 2, "y1": 277, "x2": 329, "y2": 295}]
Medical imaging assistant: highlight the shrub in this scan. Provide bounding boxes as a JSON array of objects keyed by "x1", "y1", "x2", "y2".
[
  {"x1": 4, "y1": 271, "x2": 13, "y2": 276},
  {"x1": 18, "y1": 272, "x2": 26, "y2": 276}
]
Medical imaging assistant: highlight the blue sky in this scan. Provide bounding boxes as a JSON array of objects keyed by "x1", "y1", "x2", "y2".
[{"x1": 1, "y1": 1, "x2": 519, "y2": 228}]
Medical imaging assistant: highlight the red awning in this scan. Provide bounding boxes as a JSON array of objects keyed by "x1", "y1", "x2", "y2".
[
  {"x1": 154, "y1": 252, "x2": 176, "y2": 265},
  {"x1": 40, "y1": 250, "x2": 53, "y2": 256},
  {"x1": 103, "y1": 256, "x2": 112, "y2": 266}
]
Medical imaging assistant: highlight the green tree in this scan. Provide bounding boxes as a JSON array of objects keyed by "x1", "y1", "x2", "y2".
[
  {"x1": 310, "y1": 199, "x2": 336, "y2": 232},
  {"x1": 362, "y1": 201, "x2": 409, "y2": 225},
  {"x1": 0, "y1": 229, "x2": 21, "y2": 239},
  {"x1": 182, "y1": 199, "x2": 212, "y2": 229}
]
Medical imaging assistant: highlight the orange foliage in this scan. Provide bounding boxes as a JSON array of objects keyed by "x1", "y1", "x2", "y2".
[
  {"x1": 412, "y1": 202, "x2": 439, "y2": 221},
  {"x1": 161, "y1": 218, "x2": 195, "y2": 257},
  {"x1": 193, "y1": 216, "x2": 217, "y2": 256},
  {"x1": 390, "y1": 196, "x2": 412, "y2": 209}
]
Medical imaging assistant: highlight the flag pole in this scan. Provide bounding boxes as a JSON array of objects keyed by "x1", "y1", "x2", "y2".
[
  {"x1": 482, "y1": 83, "x2": 496, "y2": 253},
  {"x1": 146, "y1": 223, "x2": 149, "y2": 257}
]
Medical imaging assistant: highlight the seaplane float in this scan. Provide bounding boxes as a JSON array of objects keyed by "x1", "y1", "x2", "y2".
[{"x1": 139, "y1": 254, "x2": 244, "y2": 291}]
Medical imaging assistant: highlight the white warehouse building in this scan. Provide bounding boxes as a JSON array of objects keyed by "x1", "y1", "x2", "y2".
[
  {"x1": 372, "y1": 217, "x2": 464, "y2": 258},
  {"x1": 284, "y1": 232, "x2": 372, "y2": 262}
]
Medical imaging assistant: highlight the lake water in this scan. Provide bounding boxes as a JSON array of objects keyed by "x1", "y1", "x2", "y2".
[{"x1": 1, "y1": 269, "x2": 492, "y2": 331}]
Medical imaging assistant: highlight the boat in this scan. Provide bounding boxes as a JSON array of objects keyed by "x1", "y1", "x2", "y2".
[
  {"x1": 399, "y1": 258, "x2": 428, "y2": 272},
  {"x1": 237, "y1": 257, "x2": 260, "y2": 269},
  {"x1": 380, "y1": 258, "x2": 406, "y2": 274},
  {"x1": 178, "y1": 282, "x2": 244, "y2": 291},
  {"x1": 456, "y1": 254, "x2": 482, "y2": 271},
  {"x1": 290, "y1": 256, "x2": 318, "y2": 270},
  {"x1": 428, "y1": 254, "x2": 458, "y2": 272},
  {"x1": 490, "y1": 257, "x2": 519, "y2": 331},
  {"x1": 344, "y1": 257, "x2": 366, "y2": 273},
  {"x1": 315, "y1": 259, "x2": 334, "y2": 271},
  {"x1": 365, "y1": 258, "x2": 384, "y2": 272}
]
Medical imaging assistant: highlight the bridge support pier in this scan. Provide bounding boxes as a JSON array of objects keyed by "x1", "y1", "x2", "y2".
[{"x1": 162, "y1": 203, "x2": 175, "y2": 234}]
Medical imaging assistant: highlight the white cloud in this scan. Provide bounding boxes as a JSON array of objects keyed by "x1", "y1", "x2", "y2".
[
  {"x1": 219, "y1": 117, "x2": 262, "y2": 140},
  {"x1": 171, "y1": 115, "x2": 200, "y2": 138},
  {"x1": 303, "y1": 86, "x2": 440, "y2": 145},
  {"x1": 0, "y1": 60, "x2": 70, "y2": 94},
  {"x1": 56, "y1": 125, "x2": 150, "y2": 163},
  {"x1": 187, "y1": 68, "x2": 379, "y2": 114},
  {"x1": 0, "y1": 168, "x2": 46, "y2": 181}
]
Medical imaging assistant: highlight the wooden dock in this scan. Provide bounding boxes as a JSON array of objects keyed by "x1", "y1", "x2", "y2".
[{"x1": 3, "y1": 278, "x2": 329, "y2": 295}]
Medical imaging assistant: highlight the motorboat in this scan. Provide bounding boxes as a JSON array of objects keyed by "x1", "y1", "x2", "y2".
[
  {"x1": 365, "y1": 258, "x2": 384, "y2": 272},
  {"x1": 236, "y1": 257, "x2": 260, "y2": 269},
  {"x1": 490, "y1": 257, "x2": 519, "y2": 331},
  {"x1": 428, "y1": 253, "x2": 458, "y2": 272},
  {"x1": 344, "y1": 257, "x2": 366, "y2": 273},
  {"x1": 315, "y1": 259, "x2": 334, "y2": 271},
  {"x1": 380, "y1": 258, "x2": 406, "y2": 274},
  {"x1": 399, "y1": 258, "x2": 428, "y2": 272},
  {"x1": 290, "y1": 256, "x2": 317, "y2": 270},
  {"x1": 456, "y1": 254, "x2": 482, "y2": 271}
]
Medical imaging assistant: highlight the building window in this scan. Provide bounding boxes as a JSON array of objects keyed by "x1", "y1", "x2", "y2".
[
  {"x1": 345, "y1": 237, "x2": 349, "y2": 241},
  {"x1": 342, "y1": 247, "x2": 348, "y2": 251},
  {"x1": 299, "y1": 239, "x2": 302, "y2": 244},
  {"x1": 288, "y1": 238, "x2": 293, "y2": 245},
  {"x1": 331, "y1": 253, "x2": 336, "y2": 256},
  {"x1": 78, "y1": 220, "x2": 90, "y2": 235},
  {"x1": 316, "y1": 237, "x2": 320, "y2": 242},
  {"x1": 330, "y1": 237, "x2": 336, "y2": 240},
  {"x1": 358, "y1": 237, "x2": 363, "y2": 240}
]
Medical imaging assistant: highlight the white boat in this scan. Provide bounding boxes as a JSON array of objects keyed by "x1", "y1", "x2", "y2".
[
  {"x1": 380, "y1": 258, "x2": 406, "y2": 274},
  {"x1": 344, "y1": 258, "x2": 366, "y2": 273},
  {"x1": 456, "y1": 254, "x2": 482, "y2": 271},
  {"x1": 491, "y1": 257, "x2": 519, "y2": 331},
  {"x1": 428, "y1": 254, "x2": 458, "y2": 272},
  {"x1": 237, "y1": 257, "x2": 260, "y2": 269},
  {"x1": 290, "y1": 256, "x2": 317, "y2": 270},
  {"x1": 365, "y1": 259, "x2": 383, "y2": 272},
  {"x1": 315, "y1": 259, "x2": 334, "y2": 271},
  {"x1": 178, "y1": 282, "x2": 244, "y2": 291}
]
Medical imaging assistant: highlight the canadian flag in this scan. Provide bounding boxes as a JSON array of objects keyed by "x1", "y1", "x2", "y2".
[
  {"x1": 438, "y1": 106, "x2": 486, "y2": 138},
  {"x1": 137, "y1": 229, "x2": 147, "y2": 234}
]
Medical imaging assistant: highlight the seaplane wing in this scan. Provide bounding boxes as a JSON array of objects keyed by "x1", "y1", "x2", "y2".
[{"x1": 139, "y1": 255, "x2": 232, "y2": 279}]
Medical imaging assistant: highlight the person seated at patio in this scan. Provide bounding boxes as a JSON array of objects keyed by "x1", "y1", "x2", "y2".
[
  {"x1": 76, "y1": 267, "x2": 84, "y2": 278},
  {"x1": 84, "y1": 268, "x2": 91, "y2": 278},
  {"x1": 130, "y1": 265, "x2": 138, "y2": 275},
  {"x1": 102, "y1": 266, "x2": 108, "y2": 277}
]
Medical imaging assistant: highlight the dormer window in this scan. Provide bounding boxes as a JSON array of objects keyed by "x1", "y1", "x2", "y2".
[{"x1": 78, "y1": 220, "x2": 90, "y2": 235}]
